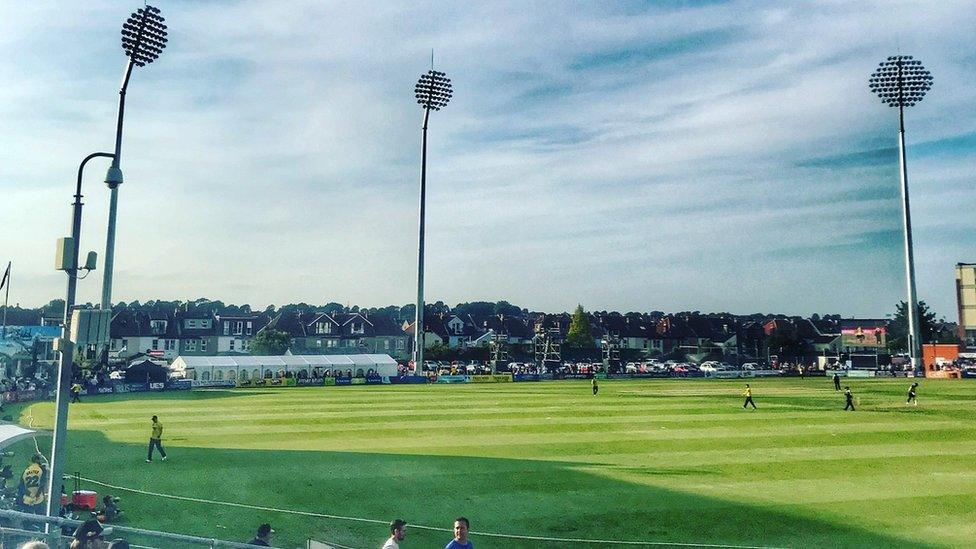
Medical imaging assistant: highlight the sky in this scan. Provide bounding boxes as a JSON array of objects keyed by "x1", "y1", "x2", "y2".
[{"x1": 0, "y1": 1, "x2": 973, "y2": 318}]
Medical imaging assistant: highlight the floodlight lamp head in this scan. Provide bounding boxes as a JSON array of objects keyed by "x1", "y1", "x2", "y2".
[
  {"x1": 415, "y1": 70, "x2": 452, "y2": 111},
  {"x1": 868, "y1": 55, "x2": 932, "y2": 108},
  {"x1": 121, "y1": 4, "x2": 168, "y2": 67}
]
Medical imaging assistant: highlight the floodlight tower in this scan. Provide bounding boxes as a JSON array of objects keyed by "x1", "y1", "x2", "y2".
[
  {"x1": 868, "y1": 55, "x2": 933, "y2": 374},
  {"x1": 101, "y1": 5, "x2": 168, "y2": 312},
  {"x1": 412, "y1": 70, "x2": 452, "y2": 375}
]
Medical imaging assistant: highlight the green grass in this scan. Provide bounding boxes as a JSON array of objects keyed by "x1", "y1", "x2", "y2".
[{"x1": 11, "y1": 378, "x2": 976, "y2": 548}]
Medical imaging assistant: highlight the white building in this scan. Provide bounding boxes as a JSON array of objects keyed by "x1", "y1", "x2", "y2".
[{"x1": 170, "y1": 354, "x2": 399, "y2": 381}]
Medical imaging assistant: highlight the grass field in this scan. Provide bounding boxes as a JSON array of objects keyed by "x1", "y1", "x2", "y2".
[{"x1": 11, "y1": 378, "x2": 976, "y2": 548}]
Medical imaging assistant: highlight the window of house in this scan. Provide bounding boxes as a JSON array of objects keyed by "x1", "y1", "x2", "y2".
[
  {"x1": 316, "y1": 322, "x2": 332, "y2": 334},
  {"x1": 384, "y1": 340, "x2": 390, "y2": 350},
  {"x1": 223, "y1": 322, "x2": 230, "y2": 335},
  {"x1": 230, "y1": 340, "x2": 236, "y2": 351},
  {"x1": 152, "y1": 339, "x2": 159, "y2": 350},
  {"x1": 121, "y1": 339, "x2": 128, "y2": 350},
  {"x1": 166, "y1": 339, "x2": 176, "y2": 350},
  {"x1": 246, "y1": 321, "x2": 253, "y2": 335},
  {"x1": 351, "y1": 322, "x2": 363, "y2": 334},
  {"x1": 242, "y1": 339, "x2": 249, "y2": 351},
  {"x1": 186, "y1": 319, "x2": 197, "y2": 329},
  {"x1": 326, "y1": 339, "x2": 337, "y2": 348},
  {"x1": 150, "y1": 320, "x2": 167, "y2": 334},
  {"x1": 110, "y1": 340, "x2": 117, "y2": 351},
  {"x1": 316, "y1": 339, "x2": 322, "y2": 347},
  {"x1": 201, "y1": 339, "x2": 208, "y2": 352},
  {"x1": 201, "y1": 319, "x2": 212, "y2": 329},
  {"x1": 187, "y1": 340, "x2": 197, "y2": 351},
  {"x1": 234, "y1": 321, "x2": 243, "y2": 335},
  {"x1": 396, "y1": 339, "x2": 405, "y2": 350}
]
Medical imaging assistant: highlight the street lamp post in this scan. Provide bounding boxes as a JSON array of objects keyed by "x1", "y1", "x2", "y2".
[
  {"x1": 869, "y1": 55, "x2": 933, "y2": 375},
  {"x1": 412, "y1": 70, "x2": 452, "y2": 375},
  {"x1": 45, "y1": 152, "x2": 114, "y2": 529},
  {"x1": 100, "y1": 4, "x2": 168, "y2": 316}
]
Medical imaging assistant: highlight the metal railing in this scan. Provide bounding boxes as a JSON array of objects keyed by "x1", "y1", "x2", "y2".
[{"x1": 0, "y1": 509, "x2": 285, "y2": 548}]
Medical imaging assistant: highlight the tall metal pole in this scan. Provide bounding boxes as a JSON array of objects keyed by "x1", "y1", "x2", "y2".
[
  {"x1": 897, "y1": 103, "x2": 923, "y2": 374},
  {"x1": 868, "y1": 55, "x2": 932, "y2": 376},
  {"x1": 101, "y1": 59, "x2": 134, "y2": 312},
  {"x1": 46, "y1": 153, "x2": 114, "y2": 529},
  {"x1": 413, "y1": 107, "x2": 431, "y2": 376},
  {"x1": 1, "y1": 262, "x2": 9, "y2": 340}
]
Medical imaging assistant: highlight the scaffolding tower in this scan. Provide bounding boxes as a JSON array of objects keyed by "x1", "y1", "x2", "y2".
[
  {"x1": 534, "y1": 327, "x2": 562, "y2": 372},
  {"x1": 602, "y1": 331, "x2": 622, "y2": 373},
  {"x1": 488, "y1": 331, "x2": 509, "y2": 374}
]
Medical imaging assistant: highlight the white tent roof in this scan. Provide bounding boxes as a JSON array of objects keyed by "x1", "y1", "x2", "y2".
[
  {"x1": 172, "y1": 354, "x2": 398, "y2": 369},
  {"x1": 0, "y1": 423, "x2": 40, "y2": 449}
]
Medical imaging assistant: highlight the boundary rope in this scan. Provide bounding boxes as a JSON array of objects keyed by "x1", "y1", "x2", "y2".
[{"x1": 74, "y1": 475, "x2": 787, "y2": 548}]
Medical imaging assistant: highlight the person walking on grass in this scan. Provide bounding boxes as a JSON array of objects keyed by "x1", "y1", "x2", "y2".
[
  {"x1": 742, "y1": 384, "x2": 756, "y2": 409},
  {"x1": 833, "y1": 372, "x2": 841, "y2": 391},
  {"x1": 382, "y1": 519, "x2": 406, "y2": 549},
  {"x1": 844, "y1": 387, "x2": 855, "y2": 411},
  {"x1": 445, "y1": 517, "x2": 473, "y2": 549},
  {"x1": 907, "y1": 382, "x2": 919, "y2": 406},
  {"x1": 591, "y1": 376, "x2": 598, "y2": 396},
  {"x1": 146, "y1": 416, "x2": 167, "y2": 463}
]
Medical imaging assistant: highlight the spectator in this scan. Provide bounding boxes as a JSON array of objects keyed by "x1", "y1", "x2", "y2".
[
  {"x1": 248, "y1": 523, "x2": 274, "y2": 546},
  {"x1": 106, "y1": 541, "x2": 129, "y2": 549},
  {"x1": 97, "y1": 495, "x2": 120, "y2": 523},
  {"x1": 18, "y1": 453, "x2": 47, "y2": 514},
  {"x1": 445, "y1": 517, "x2": 473, "y2": 549},
  {"x1": 382, "y1": 518, "x2": 407, "y2": 549},
  {"x1": 17, "y1": 542, "x2": 49, "y2": 549},
  {"x1": 71, "y1": 518, "x2": 111, "y2": 549}
]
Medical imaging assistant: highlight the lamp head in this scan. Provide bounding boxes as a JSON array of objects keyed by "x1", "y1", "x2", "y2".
[
  {"x1": 121, "y1": 4, "x2": 168, "y2": 67},
  {"x1": 415, "y1": 70, "x2": 452, "y2": 111},
  {"x1": 105, "y1": 165, "x2": 124, "y2": 189},
  {"x1": 868, "y1": 55, "x2": 933, "y2": 108}
]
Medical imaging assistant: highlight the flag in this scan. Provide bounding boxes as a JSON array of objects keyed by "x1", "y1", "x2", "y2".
[{"x1": 0, "y1": 262, "x2": 9, "y2": 290}]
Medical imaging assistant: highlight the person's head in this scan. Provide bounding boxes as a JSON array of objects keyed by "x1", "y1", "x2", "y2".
[
  {"x1": 30, "y1": 453, "x2": 43, "y2": 465},
  {"x1": 390, "y1": 519, "x2": 407, "y2": 541},
  {"x1": 106, "y1": 541, "x2": 129, "y2": 549},
  {"x1": 18, "y1": 541, "x2": 50, "y2": 549},
  {"x1": 151, "y1": 415, "x2": 158, "y2": 423},
  {"x1": 745, "y1": 384, "x2": 750, "y2": 388},
  {"x1": 845, "y1": 386, "x2": 850, "y2": 390},
  {"x1": 256, "y1": 523, "x2": 273, "y2": 540},
  {"x1": 453, "y1": 517, "x2": 470, "y2": 543}
]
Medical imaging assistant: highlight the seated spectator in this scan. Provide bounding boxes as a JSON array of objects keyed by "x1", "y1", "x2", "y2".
[
  {"x1": 71, "y1": 518, "x2": 111, "y2": 549},
  {"x1": 18, "y1": 541, "x2": 49, "y2": 549},
  {"x1": 248, "y1": 523, "x2": 274, "y2": 546},
  {"x1": 97, "y1": 495, "x2": 121, "y2": 523}
]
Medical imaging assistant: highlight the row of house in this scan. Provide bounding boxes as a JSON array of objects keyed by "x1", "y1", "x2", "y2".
[{"x1": 96, "y1": 305, "x2": 898, "y2": 366}]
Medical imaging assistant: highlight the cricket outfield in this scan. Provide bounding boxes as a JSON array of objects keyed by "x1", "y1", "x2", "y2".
[{"x1": 12, "y1": 378, "x2": 976, "y2": 548}]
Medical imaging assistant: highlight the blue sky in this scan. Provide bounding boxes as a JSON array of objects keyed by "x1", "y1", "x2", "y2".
[{"x1": 0, "y1": 1, "x2": 973, "y2": 318}]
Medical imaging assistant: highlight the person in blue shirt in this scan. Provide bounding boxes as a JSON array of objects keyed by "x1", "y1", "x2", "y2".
[{"x1": 445, "y1": 517, "x2": 473, "y2": 549}]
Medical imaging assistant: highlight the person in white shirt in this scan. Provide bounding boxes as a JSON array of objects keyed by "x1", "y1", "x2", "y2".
[{"x1": 382, "y1": 519, "x2": 406, "y2": 549}]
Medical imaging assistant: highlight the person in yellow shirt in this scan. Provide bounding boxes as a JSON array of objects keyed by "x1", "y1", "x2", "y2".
[
  {"x1": 147, "y1": 415, "x2": 168, "y2": 463},
  {"x1": 70, "y1": 382, "x2": 83, "y2": 403},
  {"x1": 742, "y1": 384, "x2": 756, "y2": 409},
  {"x1": 18, "y1": 453, "x2": 47, "y2": 514}
]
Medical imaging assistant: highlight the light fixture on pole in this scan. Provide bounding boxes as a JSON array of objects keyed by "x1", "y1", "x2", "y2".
[
  {"x1": 101, "y1": 4, "x2": 168, "y2": 313},
  {"x1": 412, "y1": 69, "x2": 452, "y2": 375},
  {"x1": 868, "y1": 55, "x2": 933, "y2": 374}
]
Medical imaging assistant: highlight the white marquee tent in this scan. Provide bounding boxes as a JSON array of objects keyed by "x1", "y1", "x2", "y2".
[{"x1": 170, "y1": 354, "x2": 399, "y2": 382}]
